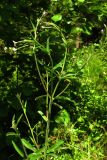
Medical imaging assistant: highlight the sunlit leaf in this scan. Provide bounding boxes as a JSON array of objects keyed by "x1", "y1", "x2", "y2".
[
  {"x1": 21, "y1": 138, "x2": 36, "y2": 152},
  {"x1": 23, "y1": 101, "x2": 27, "y2": 114},
  {"x1": 28, "y1": 147, "x2": 45, "y2": 160},
  {"x1": 77, "y1": 116, "x2": 84, "y2": 122},
  {"x1": 28, "y1": 153, "x2": 42, "y2": 160},
  {"x1": 51, "y1": 14, "x2": 62, "y2": 22},
  {"x1": 38, "y1": 110, "x2": 44, "y2": 116},
  {"x1": 38, "y1": 111, "x2": 48, "y2": 122},
  {"x1": 78, "y1": 0, "x2": 85, "y2": 2},
  {"x1": 72, "y1": 27, "x2": 83, "y2": 34}
]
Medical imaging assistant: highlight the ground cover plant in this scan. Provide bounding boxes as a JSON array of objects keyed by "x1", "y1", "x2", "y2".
[{"x1": 0, "y1": 0, "x2": 107, "y2": 160}]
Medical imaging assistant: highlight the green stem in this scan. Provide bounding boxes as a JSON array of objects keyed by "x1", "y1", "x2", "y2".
[
  {"x1": 52, "y1": 80, "x2": 60, "y2": 98},
  {"x1": 44, "y1": 97, "x2": 53, "y2": 160},
  {"x1": 55, "y1": 83, "x2": 70, "y2": 99},
  {"x1": 24, "y1": 112, "x2": 39, "y2": 149},
  {"x1": 18, "y1": 97, "x2": 39, "y2": 149},
  {"x1": 44, "y1": 76, "x2": 49, "y2": 160},
  {"x1": 44, "y1": 48, "x2": 54, "y2": 159},
  {"x1": 61, "y1": 48, "x2": 67, "y2": 74},
  {"x1": 34, "y1": 52, "x2": 47, "y2": 92}
]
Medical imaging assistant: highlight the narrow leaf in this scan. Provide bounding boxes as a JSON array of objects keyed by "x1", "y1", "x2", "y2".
[
  {"x1": 12, "y1": 141, "x2": 24, "y2": 158},
  {"x1": 23, "y1": 101, "x2": 27, "y2": 114},
  {"x1": 38, "y1": 111, "x2": 48, "y2": 122},
  {"x1": 55, "y1": 96, "x2": 72, "y2": 102},
  {"x1": 11, "y1": 115, "x2": 17, "y2": 130},
  {"x1": 46, "y1": 38, "x2": 50, "y2": 54},
  {"x1": 60, "y1": 73, "x2": 74, "y2": 79},
  {"x1": 16, "y1": 114, "x2": 23, "y2": 126},
  {"x1": 21, "y1": 138, "x2": 36, "y2": 152},
  {"x1": 38, "y1": 110, "x2": 44, "y2": 116},
  {"x1": 42, "y1": 115, "x2": 48, "y2": 122},
  {"x1": 6, "y1": 132, "x2": 18, "y2": 137}
]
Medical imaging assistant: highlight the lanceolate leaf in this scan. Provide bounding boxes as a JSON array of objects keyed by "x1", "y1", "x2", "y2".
[
  {"x1": 55, "y1": 96, "x2": 72, "y2": 102},
  {"x1": 21, "y1": 138, "x2": 36, "y2": 152},
  {"x1": 6, "y1": 132, "x2": 18, "y2": 137},
  {"x1": 12, "y1": 141, "x2": 24, "y2": 158},
  {"x1": 46, "y1": 37, "x2": 50, "y2": 54},
  {"x1": 38, "y1": 110, "x2": 48, "y2": 122},
  {"x1": 16, "y1": 114, "x2": 23, "y2": 126}
]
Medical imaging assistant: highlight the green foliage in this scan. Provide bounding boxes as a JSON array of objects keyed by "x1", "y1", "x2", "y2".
[
  {"x1": 0, "y1": 0, "x2": 107, "y2": 159},
  {"x1": 51, "y1": 14, "x2": 62, "y2": 22},
  {"x1": 55, "y1": 109, "x2": 70, "y2": 126},
  {"x1": 12, "y1": 141, "x2": 25, "y2": 158}
]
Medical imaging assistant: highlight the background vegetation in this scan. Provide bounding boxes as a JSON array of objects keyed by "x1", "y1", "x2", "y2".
[{"x1": 0, "y1": 0, "x2": 107, "y2": 159}]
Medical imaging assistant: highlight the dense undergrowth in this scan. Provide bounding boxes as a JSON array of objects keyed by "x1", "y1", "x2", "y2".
[
  {"x1": 1, "y1": 20, "x2": 107, "y2": 160},
  {"x1": 0, "y1": 0, "x2": 107, "y2": 160}
]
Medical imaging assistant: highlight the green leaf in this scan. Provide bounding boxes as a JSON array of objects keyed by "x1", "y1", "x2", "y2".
[
  {"x1": 53, "y1": 59, "x2": 64, "y2": 70},
  {"x1": 83, "y1": 26, "x2": 91, "y2": 35},
  {"x1": 23, "y1": 101, "x2": 27, "y2": 114},
  {"x1": 72, "y1": 27, "x2": 83, "y2": 34},
  {"x1": 47, "y1": 140, "x2": 64, "y2": 153},
  {"x1": 42, "y1": 115, "x2": 48, "y2": 122},
  {"x1": 51, "y1": 14, "x2": 62, "y2": 22},
  {"x1": 28, "y1": 147, "x2": 45, "y2": 160},
  {"x1": 6, "y1": 132, "x2": 19, "y2": 145},
  {"x1": 77, "y1": 116, "x2": 84, "y2": 122},
  {"x1": 16, "y1": 114, "x2": 23, "y2": 126},
  {"x1": 12, "y1": 141, "x2": 24, "y2": 158},
  {"x1": 55, "y1": 109, "x2": 70, "y2": 126},
  {"x1": 11, "y1": 115, "x2": 17, "y2": 130},
  {"x1": 28, "y1": 153, "x2": 42, "y2": 160},
  {"x1": 60, "y1": 73, "x2": 74, "y2": 80},
  {"x1": 55, "y1": 96, "x2": 72, "y2": 102},
  {"x1": 46, "y1": 38, "x2": 50, "y2": 54},
  {"x1": 78, "y1": 0, "x2": 85, "y2": 2},
  {"x1": 38, "y1": 110, "x2": 44, "y2": 116},
  {"x1": 6, "y1": 132, "x2": 18, "y2": 137},
  {"x1": 38, "y1": 111, "x2": 48, "y2": 122},
  {"x1": 11, "y1": 114, "x2": 23, "y2": 131},
  {"x1": 21, "y1": 138, "x2": 36, "y2": 152}
]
